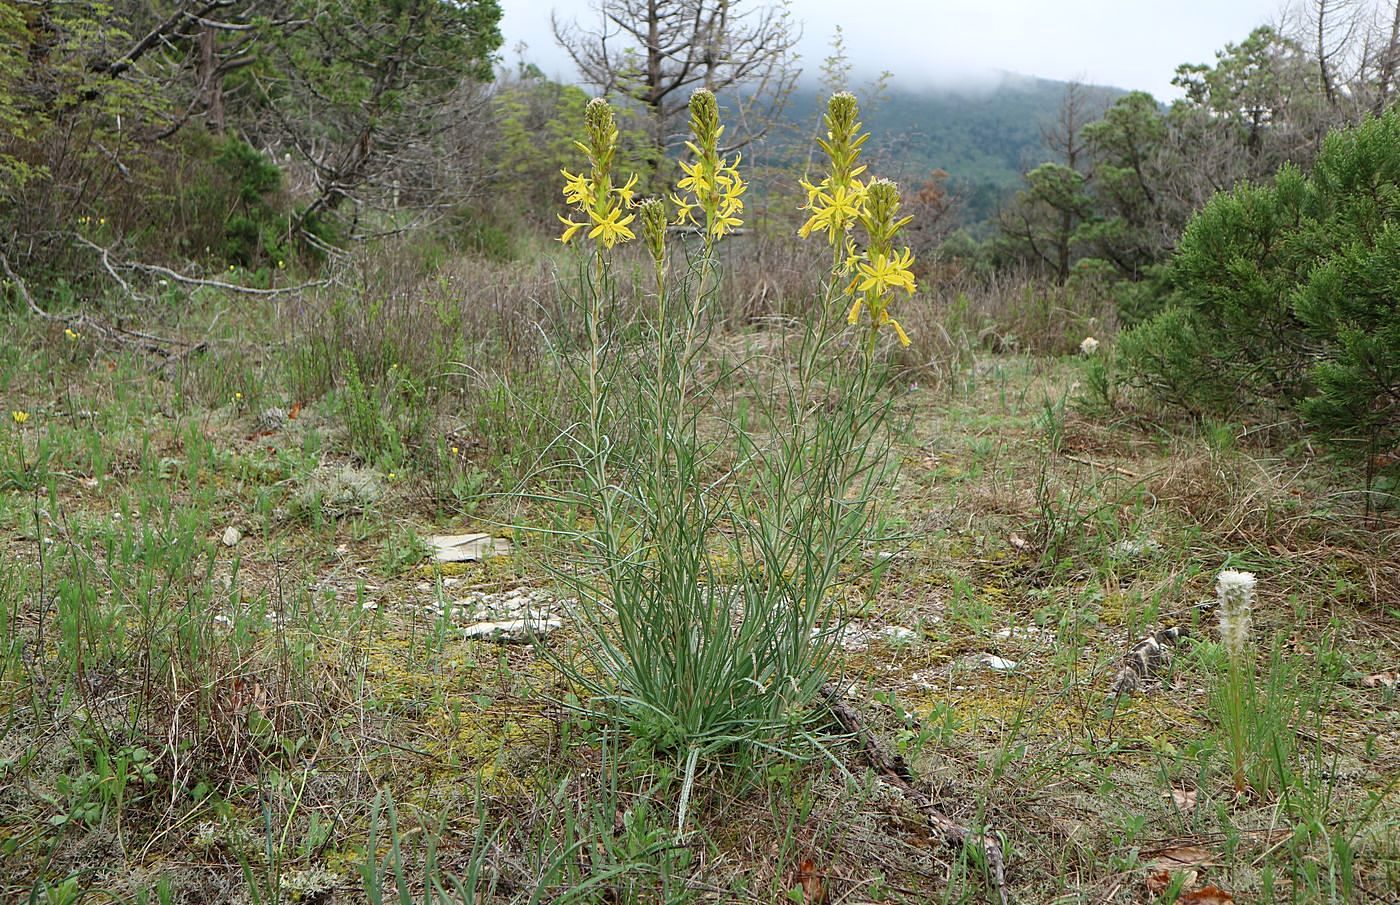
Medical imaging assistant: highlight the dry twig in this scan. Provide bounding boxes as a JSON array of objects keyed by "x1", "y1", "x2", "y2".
[{"x1": 822, "y1": 684, "x2": 1009, "y2": 905}]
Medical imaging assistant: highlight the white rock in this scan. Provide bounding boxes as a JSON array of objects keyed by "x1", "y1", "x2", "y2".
[
  {"x1": 980, "y1": 654, "x2": 1018, "y2": 671},
  {"x1": 221, "y1": 526, "x2": 242, "y2": 547},
  {"x1": 463, "y1": 615, "x2": 563, "y2": 643},
  {"x1": 428, "y1": 533, "x2": 512, "y2": 563}
]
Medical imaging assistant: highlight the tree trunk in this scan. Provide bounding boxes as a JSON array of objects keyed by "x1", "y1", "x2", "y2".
[{"x1": 198, "y1": 25, "x2": 225, "y2": 132}]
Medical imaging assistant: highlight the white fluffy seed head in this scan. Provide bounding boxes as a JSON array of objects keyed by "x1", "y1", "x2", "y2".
[{"x1": 1216, "y1": 569, "x2": 1256, "y2": 660}]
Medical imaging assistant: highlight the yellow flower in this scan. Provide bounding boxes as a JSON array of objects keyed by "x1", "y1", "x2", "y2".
[
  {"x1": 676, "y1": 158, "x2": 710, "y2": 197},
  {"x1": 277, "y1": 260, "x2": 285, "y2": 269},
  {"x1": 587, "y1": 206, "x2": 636, "y2": 249},
  {"x1": 856, "y1": 248, "x2": 917, "y2": 297},
  {"x1": 798, "y1": 182, "x2": 864, "y2": 243},
  {"x1": 558, "y1": 214, "x2": 586, "y2": 244},
  {"x1": 670, "y1": 193, "x2": 699, "y2": 226},
  {"x1": 65, "y1": 328, "x2": 79, "y2": 341},
  {"x1": 11, "y1": 410, "x2": 29, "y2": 425},
  {"x1": 561, "y1": 169, "x2": 593, "y2": 207},
  {"x1": 713, "y1": 196, "x2": 744, "y2": 236},
  {"x1": 450, "y1": 446, "x2": 460, "y2": 455},
  {"x1": 879, "y1": 309, "x2": 912, "y2": 347},
  {"x1": 234, "y1": 392, "x2": 243, "y2": 400},
  {"x1": 615, "y1": 173, "x2": 639, "y2": 207}
]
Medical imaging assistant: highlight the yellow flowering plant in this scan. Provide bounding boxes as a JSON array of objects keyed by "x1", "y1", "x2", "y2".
[
  {"x1": 846, "y1": 179, "x2": 916, "y2": 347},
  {"x1": 798, "y1": 92, "x2": 868, "y2": 248},
  {"x1": 540, "y1": 90, "x2": 914, "y2": 835}
]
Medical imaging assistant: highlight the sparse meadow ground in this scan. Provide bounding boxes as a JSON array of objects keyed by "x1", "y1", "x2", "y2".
[
  {"x1": 2, "y1": 265, "x2": 1395, "y2": 904},
  {"x1": 2, "y1": 93, "x2": 1397, "y2": 905}
]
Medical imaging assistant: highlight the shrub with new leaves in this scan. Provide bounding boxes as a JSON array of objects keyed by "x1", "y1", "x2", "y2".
[{"x1": 1121, "y1": 110, "x2": 1400, "y2": 480}]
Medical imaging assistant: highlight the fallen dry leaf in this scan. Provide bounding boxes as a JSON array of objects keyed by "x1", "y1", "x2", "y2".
[
  {"x1": 794, "y1": 858, "x2": 826, "y2": 904},
  {"x1": 1145, "y1": 868, "x2": 1198, "y2": 896},
  {"x1": 1146, "y1": 844, "x2": 1215, "y2": 870},
  {"x1": 1361, "y1": 671, "x2": 1397, "y2": 689},
  {"x1": 288, "y1": 401, "x2": 303, "y2": 420},
  {"x1": 1179, "y1": 884, "x2": 1235, "y2": 904},
  {"x1": 1165, "y1": 787, "x2": 1198, "y2": 813},
  {"x1": 1009, "y1": 533, "x2": 1031, "y2": 552}
]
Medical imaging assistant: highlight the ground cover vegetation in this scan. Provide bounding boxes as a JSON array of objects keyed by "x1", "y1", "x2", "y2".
[{"x1": 0, "y1": 0, "x2": 1397, "y2": 902}]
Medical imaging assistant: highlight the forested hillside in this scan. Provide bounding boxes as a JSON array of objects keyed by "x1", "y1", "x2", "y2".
[{"x1": 783, "y1": 76, "x2": 1126, "y2": 224}]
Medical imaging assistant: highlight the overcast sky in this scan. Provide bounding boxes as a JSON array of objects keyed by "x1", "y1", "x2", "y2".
[{"x1": 500, "y1": 0, "x2": 1287, "y2": 99}]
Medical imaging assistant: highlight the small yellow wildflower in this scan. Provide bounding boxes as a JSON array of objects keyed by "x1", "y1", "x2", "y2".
[
  {"x1": 798, "y1": 181, "x2": 864, "y2": 243},
  {"x1": 669, "y1": 193, "x2": 699, "y2": 227},
  {"x1": 676, "y1": 158, "x2": 711, "y2": 197},
  {"x1": 856, "y1": 249, "x2": 917, "y2": 297},
  {"x1": 557, "y1": 99, "x2": 641, "y2": 251},
  {"x1": 11, "y1": 410, "x2": 29, "y2": 425},
  {"x1": 561, "y1": 169, "x2": 593, "y2": 207},
  {"x1": 671, "y1": 91, "x2": 746, "y2": 240},
  {"x1": 450, "y1": 446, "x2": 460, "y2": 455},
  {"x1": 615, "y1": 173, "x2": 639, "y2": 206},
  {"x1": 587, "y1": 206, "x2": 636, "y2": 249},
  {"x1": 558, "y1": 214, "x2": 586, "y2": 244},
  {"x1": 65, "y1": 328, "x2": 79, "y2": 341},
  {"x1": 277, "y1": 260, "x2": 285, "y2": 269}
]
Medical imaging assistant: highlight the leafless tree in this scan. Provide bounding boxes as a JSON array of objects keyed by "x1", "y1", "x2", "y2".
[{"x1": 552, "y1": 0, "x2": 801, "y2": 181}]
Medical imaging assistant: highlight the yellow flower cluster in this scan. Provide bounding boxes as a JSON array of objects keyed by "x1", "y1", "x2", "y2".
[
  {"x1": 558, "y1": 98, "x2": 640, "y2": 250},
  {"x1": 798, "y1": 93, "x2": 868, "y2": 245},
  {"x1": 799, "y1": 93, "x2": 917, "y2": 347},
  {"x1": 845, "y1": 180, "x2": 915, "y2": 345},
  {"x1": 671, "y1": 89, "x2": 746, "y2": 240}
]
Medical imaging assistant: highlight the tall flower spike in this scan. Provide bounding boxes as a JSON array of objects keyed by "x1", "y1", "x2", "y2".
[
  {"x1": 671, "y1": 89, "x2": 745, "y2": 241},
  {"x1": 846, "y1": 179, "x2": 916, "y2": 347},
  {"x1": 640, "y1": 198, "x2": 668, "y2": 275},
  {"x1": 559, "y1": 98, "x2": 638, "y2": 250},
  {"x1": 798, "y1": 92, "x2": 870, "y2": 245},
  {"x1": 1216, "y1": 569, "x2": 1256, "y2": 662}
]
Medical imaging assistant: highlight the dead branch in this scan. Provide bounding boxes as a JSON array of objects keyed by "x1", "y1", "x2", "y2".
[
  {"x1": 73, "y1": 237, "x2": 327, "y2": 296},
  {"x1": 822, "y1": 684, "x2": 1009, "y2": 905},
  {"x1": 3, "y1": 248, "x2": 206, "y2": 363},
  {"x1": 1061, "y1": 452, "x2": 1141, "y2": 478}
]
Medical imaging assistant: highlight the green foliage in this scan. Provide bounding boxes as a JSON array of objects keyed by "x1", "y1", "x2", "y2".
[
  {"x1": 1122, "y1": 111, "x2": 1400, "y2": 478},
  {"x1": 207, "y1": 136, "x2": 291, "y2": 266},
  {"x1": 339, "y1": 356, "x2": 432, "y2": 472},
  {"x1": 490, "y1": 66, "x2": 653, "y2": 223}
]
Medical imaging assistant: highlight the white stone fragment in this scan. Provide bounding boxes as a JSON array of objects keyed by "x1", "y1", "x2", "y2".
[
  {"x1": 428, "y1": 533, "x2": 512, "y2": 563},
  {"x1": 462, "y1": 615, "x2": 563, "y2": 643}
]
